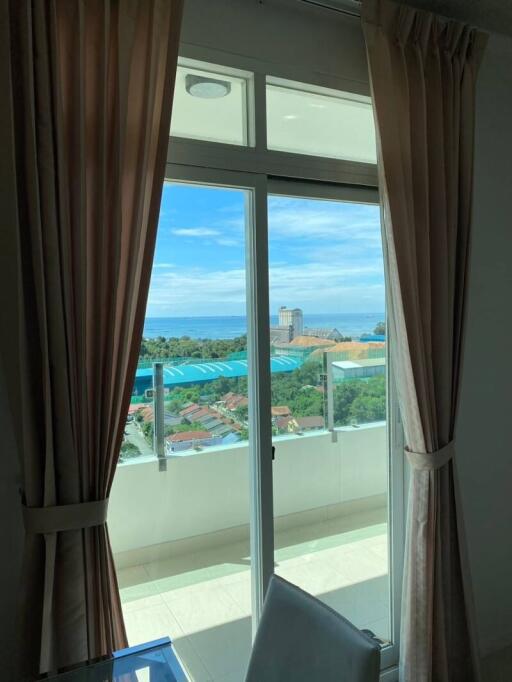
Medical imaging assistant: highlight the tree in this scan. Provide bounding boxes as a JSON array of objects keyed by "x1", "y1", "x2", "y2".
[
  {"x1": 269, "y1": 360, "x2": 324, "y2": 419},
  {"x1": 373, "y1": 321, "x2": 386, "y2": 336},
  {"x1": 349, "y1": 394, "x2": 385, "y2": 423},
  {"x1": 333, "y1": 375, "x2": 386, "y2": 426},
  {"x1": 290, "y1": 389, "x2": 323, "y2": 417},
  {"x1": 165, "y1": 421, "x2": 204, "y2": 436},
  {"x1": 333, "y1": 381, "x2": 361, "y2": 425},
  {"x1": 138, "y1": 335, "x2": 248, "y2": 361},
  {"x1": 234, "y1": 405, "x2": 249, "y2": 423},
  {"x1": 120, "y1": 441, "x2": 141, "y2": 460},
  {"x1": 141, "y1": 420, "x2": 153, "y2": 443}
]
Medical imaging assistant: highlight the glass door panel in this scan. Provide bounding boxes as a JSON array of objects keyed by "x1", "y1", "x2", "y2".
[
  {"x1": 111, "y1": 181, "x2": 255, "y2": 682},
  {"x1": 267, "y1": 190, "x2": 392, "y2": 645}
]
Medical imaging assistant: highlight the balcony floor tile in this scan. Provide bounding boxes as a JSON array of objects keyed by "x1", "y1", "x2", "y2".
[{"x1": 117, "y1": 507, "x2": 390, "y2": 682}]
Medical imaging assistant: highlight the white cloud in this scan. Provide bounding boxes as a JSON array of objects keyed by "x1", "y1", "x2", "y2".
[
  {"x1": 171, "y1": 227, "x2": 221, "y2": 237},
  {"x1": 216, "y1": 238, "x2": 241, "y2": 247},
  {"x1": 147, "y1": 267, "x2": 247, "y2": 316},
  {"x1": 148, "y1": 196, "x2": 385, "y2": 316},
  {"x1": 146, "y1": 259, "x2": 385, "y2": 317},
  {"x1": 153, "y1": 262, "x2": 175, "y2": 269},
  {"x1": 267, "y1": 197, "x2": 381, "y2": 243}
]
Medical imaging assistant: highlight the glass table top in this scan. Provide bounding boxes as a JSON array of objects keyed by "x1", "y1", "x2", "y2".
[{"x1": 46, "y1": 637, "x2": 188, "y2": 681}]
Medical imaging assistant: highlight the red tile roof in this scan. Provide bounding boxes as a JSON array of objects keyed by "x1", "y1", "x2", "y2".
[
  {"x1": 271, "y1": 406, "x2": 292, "y2": 417},
  {"x1": 167, "y1": 430, "x2": 212, "y2": 443},
  {"x1": 276, "y1": 416, "x2": 293, "y2": 430},
  {"x1": 295, "y1": 416, "x2": 325, "y2": 429},
  {"x1": 222, "y1": 393, "x2": 249, "y2": 411},
  {"x1": 140, "y1": 406, "x2": 154, "y2": 422},
  {"x1": 185, "y1": 407, "x2": 210, "y2": 420},
  {"x1": 179, "y1": 404, "x2": 201, "y2": 417}
]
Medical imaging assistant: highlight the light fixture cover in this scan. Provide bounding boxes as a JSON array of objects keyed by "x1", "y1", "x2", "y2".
[{"x1": 185, "y1": 74, "x2": 231, "y2": 99}]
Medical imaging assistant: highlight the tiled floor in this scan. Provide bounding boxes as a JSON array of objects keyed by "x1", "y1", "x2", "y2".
[{"x1": 117, "y1": 507, "x2": 390, "y2": 682}]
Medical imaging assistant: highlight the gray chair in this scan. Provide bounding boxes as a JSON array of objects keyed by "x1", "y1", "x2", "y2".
[{"x1": 245, "y1": 575, "x2": 381, "y2": 682}]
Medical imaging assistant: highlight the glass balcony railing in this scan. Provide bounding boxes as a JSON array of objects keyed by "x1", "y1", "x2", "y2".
[
  {"x1": 121, "y1": 340, "x2": 386, "y2": 465},
  {"x1": 110, "y1": 422, "x2": 389, "y2": 681}
]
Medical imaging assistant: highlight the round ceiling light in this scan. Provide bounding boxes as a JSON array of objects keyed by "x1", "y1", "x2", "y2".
[{"x1": 185, "y1": 74, "x2": 231, "y2": 99}]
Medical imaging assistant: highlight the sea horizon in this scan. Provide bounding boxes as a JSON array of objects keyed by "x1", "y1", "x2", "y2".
[{"x1": 143, "y1": 312, "x2": 386, "y2": 341}]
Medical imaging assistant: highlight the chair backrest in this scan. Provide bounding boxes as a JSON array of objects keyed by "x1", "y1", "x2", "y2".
[{"x1": 245, "y1": 575, "x2": 381, "y2": 682}]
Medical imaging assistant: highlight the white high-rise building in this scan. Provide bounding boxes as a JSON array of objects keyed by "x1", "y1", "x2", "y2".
[{"x1": 278, "y1": 306, "x2": 303, "y2": 338}]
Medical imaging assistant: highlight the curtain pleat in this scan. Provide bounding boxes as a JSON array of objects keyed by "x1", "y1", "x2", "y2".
[
  {"x1": 361, "y1": 1, "x2": 487, "y2": 680},
  {"x1": 3, "y1": 0, "x2": 183, "y2": 677}
]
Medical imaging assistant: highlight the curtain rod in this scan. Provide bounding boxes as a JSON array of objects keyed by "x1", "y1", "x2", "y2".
[{"x1": 297, "y1": 0, "x2": 361, "y2": 19}]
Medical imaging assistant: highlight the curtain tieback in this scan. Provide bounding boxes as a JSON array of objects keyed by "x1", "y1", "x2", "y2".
[
  {"x1": 22, "y1": 499, "x2": 109, "y2": 534},
  {"x1": 405, "y1": 441, "x2": 455, "y2": 471}
]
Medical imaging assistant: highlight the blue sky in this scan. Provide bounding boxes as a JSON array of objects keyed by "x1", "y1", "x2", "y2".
[{"x1": 145, "y1": 182, "x2": 385, "y2": 317}]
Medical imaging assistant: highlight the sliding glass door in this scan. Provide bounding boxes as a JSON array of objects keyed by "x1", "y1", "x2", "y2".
[
  {"x1": 113, "y1": 170, "x2": 262, "y2": 680},
  {"x1": 266, "y1": 181, "x2": 396, "y2": 663},
  {"x1": 110, "y1": 50, "x2": 404, "y2": 682}
]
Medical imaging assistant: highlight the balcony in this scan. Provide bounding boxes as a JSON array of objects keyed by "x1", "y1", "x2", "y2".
[{"x1": 109, "y1": 422, "x2": 389, "y2": 682}]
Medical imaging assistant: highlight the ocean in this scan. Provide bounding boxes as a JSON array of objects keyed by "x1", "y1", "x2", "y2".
[{"x1": 143, "y1": 313, "x2": 385, "y2": 341}]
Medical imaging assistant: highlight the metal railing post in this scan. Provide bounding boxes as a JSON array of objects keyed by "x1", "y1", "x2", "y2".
[
  {"x1": 324, "y1": 351, "x2": 337, "y2": 443},
  {"x1": 153, "y1": 362, "x2": 167, "y2": 471}
]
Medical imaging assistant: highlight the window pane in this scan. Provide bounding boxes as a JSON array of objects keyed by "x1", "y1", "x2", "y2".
[
  {"x1": 171, "y1": 63, "x2": 250, "y2": 146},
  {"x1": 268, "y1": 194, "x2": 391, "y2": 644},
  {"x1": 266, "y1": 78, "x2": 377, "y2": 163},
  {"x1": 112, "y1": 182, "x2": 253, "y2": 681}
]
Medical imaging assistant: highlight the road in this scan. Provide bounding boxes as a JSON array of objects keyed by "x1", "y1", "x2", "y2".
[{"x1": 124, "y1": 421, "x2": 155, "y2": 458}]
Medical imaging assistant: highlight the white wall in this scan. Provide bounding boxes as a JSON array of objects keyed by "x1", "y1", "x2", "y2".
[
  {"x1": 456, "y1": 31, "x2": 512, "y2": 657},
  {"x1": 180, "y1": 0, "x2": 369, "y2": 93},
  {"x1": 108, "y1": 424, "x2": 387, "y2": 557}
]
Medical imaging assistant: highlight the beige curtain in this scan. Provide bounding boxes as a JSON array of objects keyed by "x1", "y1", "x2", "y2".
[
  {"x1": 2, "y1": 0, "x2": 183, "y2": 678},
  {"x1": 361, "y1": 1, "x2": 487, "y2": 681}
]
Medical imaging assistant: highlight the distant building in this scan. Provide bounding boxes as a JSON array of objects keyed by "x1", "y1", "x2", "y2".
[
  {"x1": 276, "y1": 416, "x2": 294, "y2": 431},
  {"x1": 278, "y1": 307, "x2": 303, "y2": 338},
  {"x1": 179, "y1": 403, "x2": 202, "y2": 418},
  {"x1": 179, "y1": 401, "x2": 238, "y2": 438},
  {"x1": 137, "y1": 405, "x2": 182, "y2": 427},
  {"x1": 360, "y1": 333, "x2": 386, "y2": 342},
  {"x1": 332, "y1": 358, "x2": 386, "y2": 381},
  {"x1": 269, "y1": 324, "x2": 293, "y2": 344},
  {"x1": 271, "y1": 405, "x2": 292, "y2": 418},
  {"x1": 165, "y1": 430, "x2": 221, "y2": 454},
  {"x1": 275, "y1": 413, "x2": 325, "y2": 433},
  {"x1": 303, "y1": 327, "x2": 344, "y2": 341},
  {"x1": 287, "y1": 416, "x2": 325, "y2": 433},
  {"x1": 221, "y1": 392, "x2": 249, "y2": 412}
]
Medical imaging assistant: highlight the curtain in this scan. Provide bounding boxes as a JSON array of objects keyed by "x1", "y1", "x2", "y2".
[
  {"x1": 2, "y1": 0, "x2": 183, "y2": 678},
  {"x1": 361, "y1": 1, "x2": 487, "y2": 681}
]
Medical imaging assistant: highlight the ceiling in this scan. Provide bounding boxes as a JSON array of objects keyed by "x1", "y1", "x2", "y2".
[
  {"x1": 315, "y1": 0, "x2": 512, "y2": 36},
  {"x1": 396, "y1": 0, "x2": 512, "y2": 36}
]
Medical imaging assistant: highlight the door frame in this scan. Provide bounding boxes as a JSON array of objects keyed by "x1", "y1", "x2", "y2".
[{"x1": 165, "y1": 158, "x2": 403, "y2": 675}]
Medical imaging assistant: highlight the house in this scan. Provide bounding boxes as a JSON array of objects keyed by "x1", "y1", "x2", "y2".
[
  {"x1": 221, "y1": 392, "x2": 249, "y2": 412},
  {"x1": 302, "y1": 327, "x2": 345, "y2": 341},
  {"x1": 271, "y1": 406, "x2": 292, "y2": 418},
  {"x1": 287, "y1": 416, "x2": 325, "y2": 433},
  {"x1": 165, "y1": 430, "x2": 222, "y2": 454}
]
